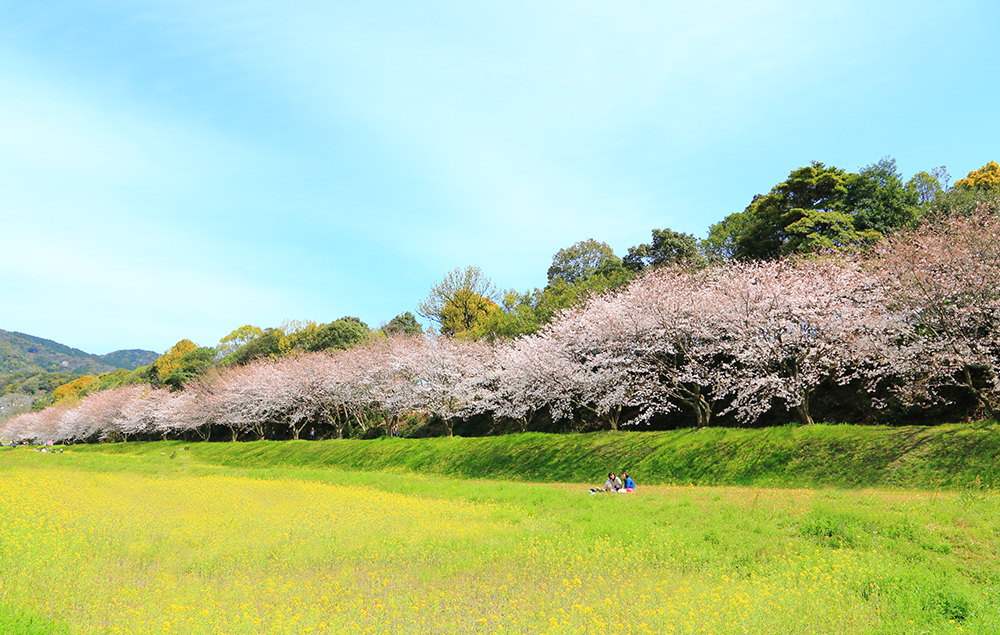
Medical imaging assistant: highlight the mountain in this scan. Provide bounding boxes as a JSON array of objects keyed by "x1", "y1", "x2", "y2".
[
  {"x1": 98, "y1": 349, "x2": 161, "y2": 370},
  {"x1": 0, "y1": 329, "x2": 159, "y2": 375}
]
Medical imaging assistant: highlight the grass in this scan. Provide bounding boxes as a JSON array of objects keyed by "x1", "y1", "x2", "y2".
[
  {"x1": 1, "y1": 436, "x2": 998, "y2": 634},
  {"x1": 0, "y1": 604, "x2": 69, "y2": 635},
  {"x1": 62, "y1": 422, "x2": 1000, "y2": 489}
]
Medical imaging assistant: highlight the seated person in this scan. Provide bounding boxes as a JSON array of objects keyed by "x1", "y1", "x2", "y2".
[
  {"x1": 621, "y1": 471, "x2": 635, "y2": 492},
  {"x1": 606, "y1": 472, "x2": 623, "y2": 491},
  {"x1": 589, "y1": 472, "x2": 621, "y2": 493}
]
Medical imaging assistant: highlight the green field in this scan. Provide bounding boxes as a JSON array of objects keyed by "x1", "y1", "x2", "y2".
[{"x1": 1, "y1": 429, "x2": 998, "y2": 634}]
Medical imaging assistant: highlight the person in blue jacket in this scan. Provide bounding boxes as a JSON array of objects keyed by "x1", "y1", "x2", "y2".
[{"x1": 621, "y1": 471, "x2": 635, "y2": 492}]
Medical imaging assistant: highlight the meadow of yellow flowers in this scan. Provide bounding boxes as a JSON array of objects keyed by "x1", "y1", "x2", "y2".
[{"x1": 1, "y1": 446, "x2": 997, "y2": 634}]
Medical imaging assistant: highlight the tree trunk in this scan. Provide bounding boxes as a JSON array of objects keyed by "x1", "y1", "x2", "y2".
[
  {"x1": 604, "y1": 405, "x2": 622, "y2": 431},
  {"x1": 694, "y1": 393, "x2": 712, "y2": 427},
  {"x1": 963, "y1": 365, "x2": 996, "y2": 418},
  {"x1": 795, "y1": 392, "x2": 814, "y2": 425}
]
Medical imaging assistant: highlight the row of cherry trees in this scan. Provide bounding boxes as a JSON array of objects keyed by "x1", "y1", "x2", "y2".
[{"x1": 5, "y1": 213, "x2": 998, "y2": 444}]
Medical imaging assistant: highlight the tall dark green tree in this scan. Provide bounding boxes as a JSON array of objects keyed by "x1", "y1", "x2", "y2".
[
  {"x1": 624, "y1": 228, "x2": 703, "y2": 271},
  {"x1": 845, "y1": 157, "x2": 919, "y2": 235},
  {"x1": 728, "y1": 160, "x2": 925, "y2": 260},
  {"x1": 734, "y1": 161, "x2": 864, "y2": 260},
  {"x1": 381, "y1": 312, "x2": 423, "y2": 337},
  {"x1": 295, "y1": 317, "x2": 370, "y2": 352}
]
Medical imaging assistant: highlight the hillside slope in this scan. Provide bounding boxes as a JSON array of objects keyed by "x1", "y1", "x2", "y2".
[
  {"x1": 0, "y1": 329, "x2": 157, "y2": 374},
  {"x1": 70, "y1": 423, "x2": 1000, "y2": 490}
]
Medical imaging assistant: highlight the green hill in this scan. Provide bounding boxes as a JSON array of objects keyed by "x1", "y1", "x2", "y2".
[
  {"x1": 0, "y1": 329, "x2": 157, "y2": 374},
  {"x1": 97, "y1": 349, "x2": 159, "y2": 370}
]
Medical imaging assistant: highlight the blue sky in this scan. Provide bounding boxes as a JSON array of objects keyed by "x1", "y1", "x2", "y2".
[{"x1": 2, "y1": 0, "x2": 998, "y2": 355}]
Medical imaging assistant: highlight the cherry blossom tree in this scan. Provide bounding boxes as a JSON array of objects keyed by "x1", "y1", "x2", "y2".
[
  {"x1": 714, "y1": 258, "x2": 898, "y2": 425},
  {"x1": 873, "y1": 212, "x2": 1000, "y2": 416},
  {"x1": 2, "y1": 405, "x2": 70, "y2": 444},
  {"x1": 482, "y1": 335, "x2": 574, "y2": 431},
  {"x1": 50, "y1": 385, "x2": 153, "y2": 442},
  {"x1": 374, "y1": 336, "x2": 428, "y2": 433},
  {"x1": 507, "y1": 313, "x2": 633, "y2": 431},
  {"x1": 518, "y1": 266, "x2": 736, "y2": 429},
  {"x1": 389, "y1": 334, "x2": 491, "y2": 436},
  {"x1": 195, "y1": 361, "x2": 289, "y2": 441},
  {"x1": 327, "y1": 344, "x2": 397, "y2": 436},
  {"x1": 574, "y1": 267, "x2": 731, "y2": 427},
  {"x1": 269, "y1": 353, "x2": 333, "y2": 440},
  {"x1": 152, "y1": 389, "x2": 210, "y2": 440},
  {"x1": 526, "y1": 258, "x2": 901, "y2": 428},
  {"x1": 117, "y1": 387, "x2": 173, "y2": 439}
]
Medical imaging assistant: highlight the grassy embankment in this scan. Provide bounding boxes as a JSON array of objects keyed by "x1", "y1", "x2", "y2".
[{"x1": 69, "y1": 422, "x2": 1000, "y2": 489}]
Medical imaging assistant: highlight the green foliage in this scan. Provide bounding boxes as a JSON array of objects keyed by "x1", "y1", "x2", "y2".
[
  {"x1": 0, "y1": 372, "x2": 80, "y2": 396},
  {"x1": 93, "y1": 368, "x2": 131, "y2": 390},
  {"x1": 704, "y1": 210, "x2": 753, "y2": 261},
  {"x1": 547, "y1": 239, "x2": 623, "y2": 284},
  {"x1": 922, "y1": 179, "x2": 1000, "y2": 219},
  {"x1": 381, "y1": 312, "x2": 424, "y2": 337},
  {"x1": 471, "y1": 268, "x2": 633, "y2": 341},
  {"x1": 123, "y1": 364, "x2": 156, "y2": 386},
  {"x1": 735, "y1": 161, "x2": 854, "y2": 259},
  {"x1": 216, "y1": 325, "x2": 264, "y2": 358},
  {"x1": 468, "y1": 239, "x2": 636, "y2": 342},
  {"x1": 845, "y1": 157, "x2": 919, "y2": 234},
  {"x1": 220, "y1": 318, "x2": 372, "y2": 365},
  {"x1": 723, "y1": 159, "x2": 921, "y2": 260},
  {"x1": 906, "y1": 167, "x2": 948, "y2": 205},
  {"x1": 925, "y1": 588, "x2": 972, "y2": 622},
  {"x1": 96, "y1": 349, "x2": 159, "y2": 370},
  {"x1": 781, "y1": 208, "x2": 881, "y2": 253},
  {"x1": 150, "y1": 340, "x2": 199, "y2": 385},
  {"x1": 469, "y1": 289, "x2": 544, "y2": 341},
  {"x1": 624, "y1": 228, "x2": 704, "y2": 271},
  {"x1": 163, "y1": 347, "x2": 217, "y2": 390},
  {"x1": 225, "y1": 328, "x2": 287, "y2": 365},
  {"x1": 293, "y1": 317, "x2": 370, "y2": 352}
]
